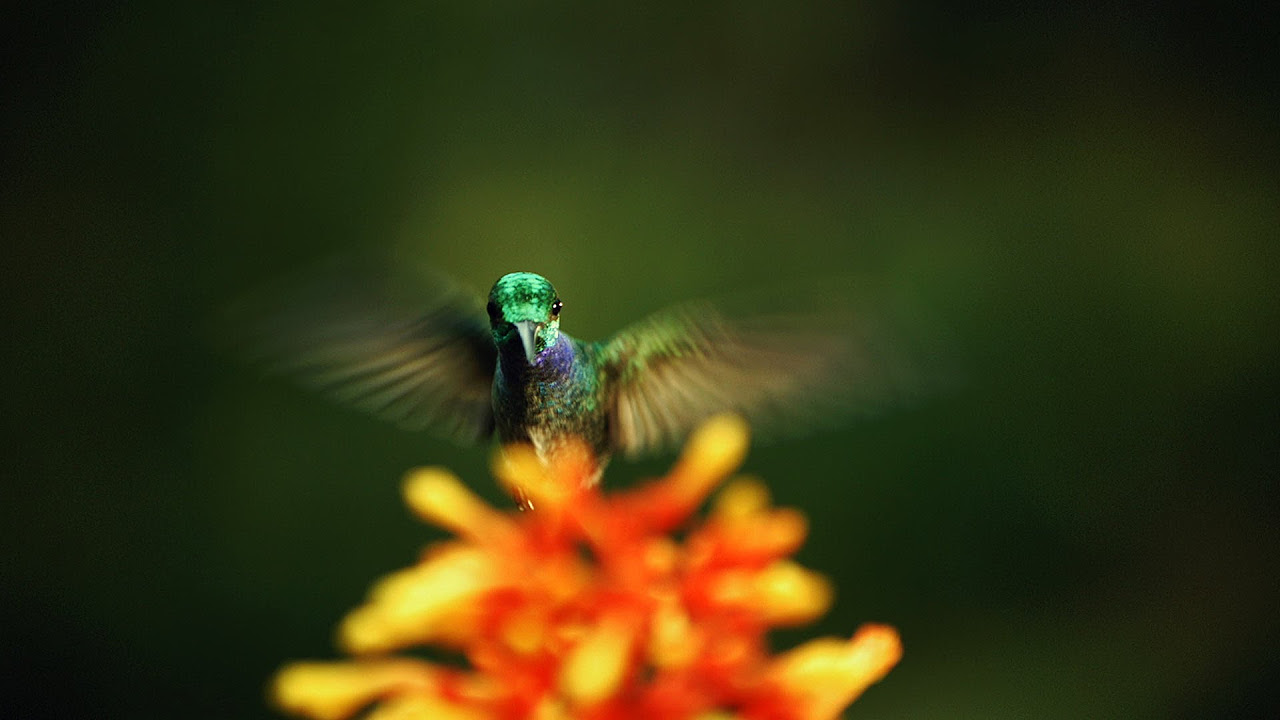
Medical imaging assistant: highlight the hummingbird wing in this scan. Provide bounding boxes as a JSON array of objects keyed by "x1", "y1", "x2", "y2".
[
  {"x1": 599, "y1": 298, "x2": 920, "y2": 457},
  {"x1": 230, "y1": 263, "x2": 497, "y2": 444}
]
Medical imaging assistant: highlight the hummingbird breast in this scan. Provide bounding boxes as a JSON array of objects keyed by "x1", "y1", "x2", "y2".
[{"x1": 492, "y1": 336, "x2": 610, "y2": 461}]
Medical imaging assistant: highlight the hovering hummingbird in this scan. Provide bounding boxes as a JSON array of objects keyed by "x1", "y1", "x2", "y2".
[{"x1": 246, "y1": 268, "x2": 917, "y2": 475}]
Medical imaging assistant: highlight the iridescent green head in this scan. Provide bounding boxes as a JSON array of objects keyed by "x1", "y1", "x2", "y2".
[{"x1": 487, "y1": 272, "x2": 563, "y2": 364}]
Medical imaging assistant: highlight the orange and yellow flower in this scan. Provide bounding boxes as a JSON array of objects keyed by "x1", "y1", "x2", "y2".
[{"x1": 272, "y1": 415, "x2": 900, "y2": 720}]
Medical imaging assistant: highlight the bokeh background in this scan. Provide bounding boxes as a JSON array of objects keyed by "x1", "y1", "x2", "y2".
[{"x1": 4, "y1": 3, "x2": 1277, "y2": 718}]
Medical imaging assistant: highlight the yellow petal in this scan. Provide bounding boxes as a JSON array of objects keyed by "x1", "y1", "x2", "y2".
[
  {"x1": 363, "y1": 694, "x2": 491, "y2": 720},
  {"x1": 753, "y1": 560, "x2": 833, "y2": 625},
  {"x1": 665, "y1": 414, "x2": 750, "y2": 510},
  {"x1": 558, "y1": 616, "x2": 638, "y2": 705},
  {"x1": 491, "y1": 444, "x2": 561, "y2": 509},
  {"x1": 531, "y1": 697, "x2": 573, "y2": 720},
  {"x1": 500, "y1": 605, "x2": 549, "y2": 656},
  {"x1": 340, "y1": 546, "x2": 499, "y2": 653},
  {"x1": 718, "y1": 508, "x2": 809, "y2": 559},
  {"x1": 712, "y1": 478, "x2": 771, "y2": 519},
  {"x1": 647, "y1": 599, "x2": 699, "y2": 668},
  {"x1": 271, "y1": 660, "x2": 438, "y2": 720},
  {"x1": 403, "y1": 467, "x2": 515, "y2": 543},
  {"x1": 769, "y1": 624, "x2": 903, "y2": 720}
]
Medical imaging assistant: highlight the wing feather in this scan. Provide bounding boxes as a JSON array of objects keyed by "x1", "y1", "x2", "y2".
[
  {"x1": 232, "y1": 266, "x2": 497, "y2": 443},
  {"x1": 601, "y1": 300, "x2": 917, "y2": 457}
]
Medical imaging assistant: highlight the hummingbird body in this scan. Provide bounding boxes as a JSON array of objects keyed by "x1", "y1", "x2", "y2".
[
  {"x1": 492, "y1": 331, "x2": 609, "y2": 461},
  {"x1": 257, "y1": 268, "x2": 909, "y2": 477}
]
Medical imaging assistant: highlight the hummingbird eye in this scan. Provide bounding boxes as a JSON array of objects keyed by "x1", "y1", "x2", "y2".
[
  {"x1": 551, "y1": 299, "x2": 563, "y2": 317},
  {"x1": 486, "y1": 301, "x2": 501, "y2": 321}
]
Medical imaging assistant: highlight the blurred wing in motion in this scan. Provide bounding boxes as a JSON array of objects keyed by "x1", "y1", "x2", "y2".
[
  {"x1": 228, "y1": 263, "x2": 497, "y2": 444},
  {"x1": 600, "y1": 295, "x2": 925, "y2": 457}
]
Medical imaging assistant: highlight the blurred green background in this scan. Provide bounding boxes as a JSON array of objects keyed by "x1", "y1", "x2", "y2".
[{"x1": 4, "y1": 2, "x2": 1277, "y2": 718}]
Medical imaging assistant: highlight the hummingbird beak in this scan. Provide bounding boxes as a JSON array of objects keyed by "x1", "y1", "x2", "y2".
[{"x1": 514, "y1": 320, "x2": 543, "y2": 364}]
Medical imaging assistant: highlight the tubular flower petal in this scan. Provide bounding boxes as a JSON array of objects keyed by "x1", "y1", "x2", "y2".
[
  {"x1": 766, "y1": 625, "x2": 904, "y2": 720},
  {"x1": 404, "y1": 468, "x2": 518, "y2": 545},
  {"x1": 271, "y1": 414, "x2": 900, "y2": 720},
  {"x1": 558, "y1": 614, "x2": 639, "y2": 706},
  {"x1": 272, "y1": 660, "x2": 440, "y2": 720}
]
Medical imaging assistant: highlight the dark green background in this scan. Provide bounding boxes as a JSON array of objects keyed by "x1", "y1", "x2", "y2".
[{"x1": 5, "y1": 3, "x2": 1277, "y2": 718}]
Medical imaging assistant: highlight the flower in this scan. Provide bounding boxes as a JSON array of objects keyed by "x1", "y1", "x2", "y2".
[{"x1": 272, "y1": 415, "x2": 901, "y2": 720}]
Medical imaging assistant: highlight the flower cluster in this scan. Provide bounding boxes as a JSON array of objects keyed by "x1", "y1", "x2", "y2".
[{"x1": 272, "y1": 415, "x2": 900, "y2": 720}]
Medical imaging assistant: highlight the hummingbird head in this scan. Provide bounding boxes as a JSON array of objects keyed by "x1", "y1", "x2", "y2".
[{"x1": 487, "y1": 272, "x2": 563, "y2": 364}]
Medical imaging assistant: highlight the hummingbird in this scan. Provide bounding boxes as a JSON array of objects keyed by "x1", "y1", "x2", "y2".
[{"x1": 246, "y1": 268, "x2": 916, "y2": 475}]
